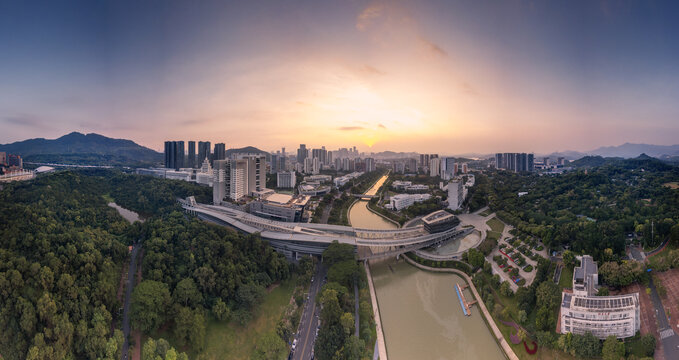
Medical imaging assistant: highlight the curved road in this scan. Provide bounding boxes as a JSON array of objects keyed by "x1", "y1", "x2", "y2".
[{"x1": 121, "y1": 243, "x2": 141, "y2": 360}]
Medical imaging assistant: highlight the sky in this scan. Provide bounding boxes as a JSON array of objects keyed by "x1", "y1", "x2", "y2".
[{"x1": 1, "y1": 0, "x2": 679, "y2": 155}]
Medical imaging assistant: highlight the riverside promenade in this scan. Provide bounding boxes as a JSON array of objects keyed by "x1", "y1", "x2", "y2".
[
  {"x1": 365, "y1": 261, "x2": 388, "y2": 360},
  {"x1": 403, "y1": 256, "x2": 519, "y2": 360}
]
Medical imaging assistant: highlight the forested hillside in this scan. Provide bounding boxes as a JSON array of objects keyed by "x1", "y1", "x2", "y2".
[
  {"x1": 0, "y1": 170, "x2": 290, "y2": 359},
  {"x1": 468, "y1": 158, "x2": 679, "y2": 260}
]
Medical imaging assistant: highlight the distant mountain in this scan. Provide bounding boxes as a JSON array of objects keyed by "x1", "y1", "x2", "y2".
[
  {"x1": 571, "y1": 153, "x2": 675, "y2": 171},
  {"x1": 587, "y1": 143, "x2": 679, "y2": 158},
  {"x1": 0, "y1": 132, "x2": 162, "y2": 166},
  {"x1": 225, "y1": 146, "x2": 269, "y2": 157}
]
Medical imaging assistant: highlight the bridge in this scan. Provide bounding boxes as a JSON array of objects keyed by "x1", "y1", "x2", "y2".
[
  {"x1": 350, "y1": 194, "x2": 378, "y2": 199},
  {"x1": 180, "y1": 198, "x2": 473, "y2": 260}
]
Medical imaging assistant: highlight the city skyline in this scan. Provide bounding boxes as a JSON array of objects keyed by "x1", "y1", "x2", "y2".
[{"x1": 2, "y1": 0, "x2": 679, "y2": 153}]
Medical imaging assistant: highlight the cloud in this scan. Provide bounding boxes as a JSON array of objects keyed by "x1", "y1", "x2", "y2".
[
  {"x1": 2, "y1": 114, "x2": 52, "y2": 129},
  {"x1": 360, "y1": 65, "x2": 386, "y2": 76},
  {"x1": 378, "y1": 123, "x2": 387, "y2": 129},
  {"x1": 338, "y1": 126, "x2": 365, "y2": 131},
  {"x1": 418, "y1": 36, "x2": 447, "y2": 57},
  {"x1": 356, "y1": 4, "x2": 384, "y2": 31},
  {"x1": 461, "y1": 82, "x2": 478, "y2": 96}
]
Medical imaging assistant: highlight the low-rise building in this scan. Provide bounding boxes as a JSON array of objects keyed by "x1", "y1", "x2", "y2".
[
  {"x1": 249, "y1": 193, "x2": 310, "y2": 222},
  {"x1": 334, "y1": 172, "x2": 363, "y2": 187},
  {"x1": 303, "y1": 174, "x2": 332, "y2": 183},
  {"x1": 389, "y1": 193, "x2": 431, "y2": 211},
  {"x1": 422, "y1": 210, "x2": 459, "y2": 233},
  {"x1": 392, "y1": 180, "x2": 412, "y2": 190},
  {"x1": 405, "y1": 184, "x2": 428, "y2": 193},
  {"x1": 559, "y1": 255, "x2": 640, "y2": 339}
]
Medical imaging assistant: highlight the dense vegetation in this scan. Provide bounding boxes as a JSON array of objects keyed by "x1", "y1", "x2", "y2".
[
  {"x1": 0, "y1": 169, "x2": 294, "y2": 359},
  {"x1": 314, "y1": 242, "x2": 373, "y2": 360},
  {"x1": 472, "y1": 158, "x2": 679, "y2": 260},
  {"x1": 0, "y1": 172, "x2": 130, "y2": 359}
]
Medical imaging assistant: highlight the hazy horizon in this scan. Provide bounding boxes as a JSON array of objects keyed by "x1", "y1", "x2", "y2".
[{"x1": 2, "y1": 0, "x2": 679, "y2": 154}]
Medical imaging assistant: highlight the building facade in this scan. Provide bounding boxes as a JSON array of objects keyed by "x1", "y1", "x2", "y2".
[
  {"x1": 277, "y1": 171, "x2": 297, "y2": 188},
  {"x1": 559, "y1": 256, "x2": 640, "y2": 339}
]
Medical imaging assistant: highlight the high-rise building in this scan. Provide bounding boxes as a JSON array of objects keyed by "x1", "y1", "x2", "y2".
[
  {"x1": 429, "y1": 157, "x2": 441, "y2": 177},
  {"x1": 495, "y1": 153, "x2": 534, "y2": 172},
  {"x1": 164, "y1": 141, "x2": 184, "y2": 169},
  {"x1": 441, "y1": 157, "x2": 456, "y2": 180},
  {"x1": 213, "y1": 159, "x2": 228, "y2": 204},
  {"x1": 270, "y1": 154, "x2": 279, "y2": 173},
  {"x1": 7, "y1": 154, "x2": 22, "y2": 168},
  {"x1": 187, "y1": 141, "x2": 196, "y2": 168},
  {"x1": 365, "y1": 158, "x2": 375, "y2": 172},
  {"x1": 304, "y1": 157, "x2": 313, "y2": 174},
  {"x1": 214, "y1": 143, "x2": 226, "y2": 161},
  {"x1": 0, "y1": 152, "x2": 6, "y2": 166},
  {"x1": 406, "y1": 158, "x2": 417, "y2": 173},
  {"x1": 297, "y1": 144, "x2": 307, "y2": 164},
  {"x1": 448, "y1": 179, "x2": 464, "y2": 210},
  {"x1": 198, "y1": 141, "x2": 211, "y2": 164},
  {"x1": 277, "y1": 171, "x2": 296, "y2": 188},
  {"x1": 312, "y1": 157, "x2": 320, "y2": 174}
]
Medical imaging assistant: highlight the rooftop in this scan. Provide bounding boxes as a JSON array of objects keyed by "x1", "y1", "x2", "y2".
[{"x1": 422, "y1": 210, "x2": 456, "y2": 224}]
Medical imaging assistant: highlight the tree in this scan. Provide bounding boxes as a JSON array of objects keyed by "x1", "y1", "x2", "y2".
[
  {"x1": 467, "y1": 248, "x2": 485, "y2": 269},
  {"x1": 322, "y1": 241, "x2": 355, "y2": 265},
  {"x1": 212, "y1": 298, "x2": 230, "y2": 321},
  {"x1": 517, "y1": 310, "x2": 527, "y2": 324},
  {"x1": 141, "y1": 338, "x2": 157, "y2": 360},
  {"x1": 572, "y1": 332, "x2": 601, "y2": 358},
  {"x1": 328, "y1": 260, "x2": 359, "y2": 288},
  {"x1": 499, "y1": 281, "x2": 513, "y2": 297},
  {"x1": 236, "y1": 282, "x2": 265, "y2": 310},
  {"x1": 640, "y1": 334, "x2": 656, "y2": 357},
  {"x1": 340, "y1": 312, "x2": 354, "y2": 336},
  {"x1": 602, "y1": 335, "x2": 625, "y2": 360},
  {"x1": 173, "y1": 278, "x2": 203, "y2": 308},
  {"x1": 536, "y1": 281, "x2": 560, "y2": 310},
  {"x1": 131, "y1": 280, "x2": 171, "y2": 333},
  {"x1": 253, "y1": 332, "x2": 287, "y2": 360}
]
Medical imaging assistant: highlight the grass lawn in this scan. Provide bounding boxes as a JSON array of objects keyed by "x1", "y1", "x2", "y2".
[
  {"x1": 479, "y1": 209, "x2": 492, "y2": 217},
  {"x1": 486, "y1": 217, "x2": 505, "y2": 233},
  {"x1": 143, "y1": 278, "x2": 297, "y2": 360},
  {"x1": 196, "y1": 279, "x2": 296, "y2": 360},
  {"x1": 558, "y1": 266, "x2": 573, "y2": 291},
  {"x1": 102, "y1": 193, "x2": 114, "y2": 202},
  {"x1": 487, "y1": 231, "x2": 502, "y2": 242}
]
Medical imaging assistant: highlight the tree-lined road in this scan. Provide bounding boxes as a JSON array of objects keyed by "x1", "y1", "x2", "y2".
[
  {"x1": 293, "y1": 263, "x2": 326, "y2": 360},
  {"x1": 121, "y1": 243, "x2": 141, "y2": 360}
]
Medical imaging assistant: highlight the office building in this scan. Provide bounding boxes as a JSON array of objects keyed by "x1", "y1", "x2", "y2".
[
  {"x1": 198, "y1": 141, "x2": 211, "y2": 164},
  {"x1": 213, "y1": 160, "x2": 228, "y2": 204},
  {"x1": 214, "y1": 143, "x2": 226, "y2": 161},
  {"x1": 212, "y1": 155, "x2": 264, "y2": 202},
  {"x1": 441, "y1": 157, "x2": 456, "y2": 180},
  {"x1": 389, "y1": 193, "x2": 431, "y2": 211},
  {"x1": 164, "y1": 141, "x2": 184, "y2": 169},
  {"x1": 391, "y1": 180, "x2": 412, "y2": 190},
  {"x1": 447, "y1": 179, "x2": 464, "y2": 210},
  {"x1": 559, "y1": 256, "x2": 640, "y2": 339},
  {"x1": 422, "y1": 210, "x2": 459, "y2": 234},
  {"x1": 312, "y1": 157, "x2": 320, "y2": 174},
  {"x1": 393, "y1": 161, "x2": 405, "y2": 174},
  {"x1": 334, "y1": 172, "x2": 362, "y2": 187},
  {"x1": 249, "y1": 193, "x2": 310, "y2": 222},
  {"x1": 297, "y1": 144, "x2": 308, "y2": 163},
  {"x1": 303, "y1": 174, "x2": 331, "y2": 183},
  {"x1": 277, "y1": 171, "x2": 297, "y2": 188},
  {"x1": 187, "y1": 141, "x2": 196, "y2": 168},
  {"x1": 495, "y1": 152, "x2": 534, "y2": 172}
]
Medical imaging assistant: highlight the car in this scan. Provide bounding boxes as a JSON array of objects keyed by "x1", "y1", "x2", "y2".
[{"x1": 292, "y1": 339, "x2": 297, "y2": 351}]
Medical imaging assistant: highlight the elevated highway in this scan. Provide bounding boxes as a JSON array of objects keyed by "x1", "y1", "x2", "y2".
[{"x1": 181, "y1": 199, "x2": 472, "y2": 259}]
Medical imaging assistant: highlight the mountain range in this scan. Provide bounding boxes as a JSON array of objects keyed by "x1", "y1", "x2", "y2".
[{"x1": 0, "y1": 132, "x2": 162, "y2": 166}]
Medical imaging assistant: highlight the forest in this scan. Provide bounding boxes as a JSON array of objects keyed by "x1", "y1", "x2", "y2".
[
  {"x1": 466, "y1": 157, "x2": 679, "y2": 260},
  {"x1": 0, "y1": 169, "x2": 292, "y2": 359}
]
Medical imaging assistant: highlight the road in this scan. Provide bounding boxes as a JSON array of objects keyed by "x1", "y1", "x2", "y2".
[
  {"x1": 293, "y1": 262, "x2": 326, "y2": 360},
  {"x1": 121, "y1": 243, "x2": 142, "y2": 360},
  {"x1": 648, "y1": 276, "x2": 679, "y2": 359}
]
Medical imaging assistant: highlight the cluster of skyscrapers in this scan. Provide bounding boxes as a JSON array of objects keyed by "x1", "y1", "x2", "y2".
[
  {"x1": 164, "y1": 140, "x2": 227, "y2": 170},
  {"x1": 494, "y1": 153, "x2": 535, "y2": 172},
  {"x1": 294, "y1": 144, "x2": 374, "y2": 175}
]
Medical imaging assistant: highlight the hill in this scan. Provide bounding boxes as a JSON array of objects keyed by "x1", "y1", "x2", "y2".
[
  {"x1": 0, "y1": 132, "x2": 162, "y2": 166},
  {"x1": 588, "y1": 143, "x2": 679, "y2": 158},
  {"x1": 225, "y1": 146, "x2": 269, "y2": 157}
]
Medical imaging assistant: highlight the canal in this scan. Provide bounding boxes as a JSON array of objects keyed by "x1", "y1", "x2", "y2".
[{"x1": 350, "y1": 174, "x2": 504, "y2": 360}]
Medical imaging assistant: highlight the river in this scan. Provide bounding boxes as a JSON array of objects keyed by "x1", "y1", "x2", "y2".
[{"x1": 350, "y1": 174, "x2": 503, "y2": 360}]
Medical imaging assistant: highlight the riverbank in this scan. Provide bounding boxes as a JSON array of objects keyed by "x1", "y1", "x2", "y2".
[
  {"x1": 403, "y1": 256, "x2": 519, "y2": 360},
  {"x1": 365, "y1": 261, "x2": 388, "y2": 360}
]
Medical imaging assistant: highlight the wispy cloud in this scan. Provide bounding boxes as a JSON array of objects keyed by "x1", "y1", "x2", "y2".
[
  {"x1": 338, "y1": 126, "x2": 365, "y2": 131},
  {"x1": 360, "y1": 65, "x2": 386, "y2": 76},
  {"x1": 356, "y1": 4, "x2": 384, "y2": 31},
  {"x1": 418, "y1": 36, "x2": 447, "y2": 57},
  {"x1": 2, "y1": 114, "x2": 52, "y2": 129},
  {"x1": 378, "y1": 123, "x2": 387, "y2": 129},
  {"x1": 461, "y1": 82, "x2": 478, "y2": 96}
]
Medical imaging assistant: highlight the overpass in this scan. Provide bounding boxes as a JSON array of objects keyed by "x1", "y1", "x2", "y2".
[{"x1": 181, "y1": 198, "x2": 472, "y2": 259}]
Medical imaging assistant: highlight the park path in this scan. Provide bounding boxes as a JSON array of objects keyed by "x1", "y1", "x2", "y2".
[{"x1": 364, "y1": 261, "x2": 388, "y2": 360}]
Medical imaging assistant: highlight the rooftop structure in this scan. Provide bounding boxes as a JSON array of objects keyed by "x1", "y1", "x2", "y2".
[
  {"x1": 389, "y1": 193, "x2": 431, "y2": 211},
  {"x1": 422, "y1": 210, "x2": 459, "y2": 234},
  {"x1": 249, "y1": 192, "x2": 310, "y2": 222},
  {"x1": 559, "y1": 255, "x2": 640, "y2": 339}
]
